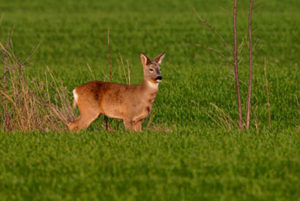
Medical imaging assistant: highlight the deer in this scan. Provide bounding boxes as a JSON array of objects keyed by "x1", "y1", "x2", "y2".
[{"x1": 68, "y1": 53, "x2": 165, "y2": 132}]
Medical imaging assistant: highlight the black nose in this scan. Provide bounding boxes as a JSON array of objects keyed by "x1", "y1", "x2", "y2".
[{"x1": 156, "y1": 76, "x2": 162, "y2": 80}]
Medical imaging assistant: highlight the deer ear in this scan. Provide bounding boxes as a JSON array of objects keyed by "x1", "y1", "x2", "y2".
[
  {"x1": 154, "y1": 53, "x2": 165, "y2": 65},
  {"x1": 140, "y1": 53, "x2": 151, "y2": 66}
]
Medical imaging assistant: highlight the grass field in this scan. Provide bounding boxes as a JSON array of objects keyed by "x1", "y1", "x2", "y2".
[
  {"x1": 0, "y1": 130, "x2": 299, "y2": 201},
  {"x1": 0, "y1": 0, "x2": 299, "y2": 200}
]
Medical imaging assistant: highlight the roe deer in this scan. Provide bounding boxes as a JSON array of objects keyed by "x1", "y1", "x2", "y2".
[{"x1": 68, "y1": 53, "x2": 165, "y2": 132}]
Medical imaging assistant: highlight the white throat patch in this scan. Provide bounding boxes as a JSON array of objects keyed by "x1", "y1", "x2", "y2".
[{"x1": 147, "y1": 81, "x2": 159, "y2": 88}]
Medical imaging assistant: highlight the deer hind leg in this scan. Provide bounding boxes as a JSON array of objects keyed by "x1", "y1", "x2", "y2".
[
  {"x1": 68, "y1": 105, "x2": 100, "y2": 131},
  {"x1": 68, "y1": 117, "x2": 81, "y2": 131},
  {"x1": 68, "y1": 112, "x2": 99, "y2": 131},
  {"x1": 133, "y1": 120, "x2": 143, "y2": 132}
]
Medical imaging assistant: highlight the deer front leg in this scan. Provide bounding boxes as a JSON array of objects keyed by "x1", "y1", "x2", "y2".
[
  {"x1": 123, "y1": 120, "x2": 134, "y2": 131},
  {"x1": 123, "y1": 119, "x2": 143, "y2": 132}
]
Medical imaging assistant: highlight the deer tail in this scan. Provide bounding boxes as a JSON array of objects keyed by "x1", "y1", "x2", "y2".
[{"x1": 72, "y1": 89, "x2": 78, "y2": 108}]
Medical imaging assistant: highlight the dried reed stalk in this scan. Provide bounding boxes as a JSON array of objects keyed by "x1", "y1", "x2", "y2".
[{"x1": 0, "y1": 39, "x2": 75, "y2": 132}]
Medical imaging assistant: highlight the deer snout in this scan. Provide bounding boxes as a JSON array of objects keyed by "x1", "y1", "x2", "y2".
[{"x1": 156, "y1": 76, "x2": 162, "y2": 82}]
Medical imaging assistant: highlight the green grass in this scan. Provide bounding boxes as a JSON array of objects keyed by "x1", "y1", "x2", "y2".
[
  {"x1": 0, "y1": 130, "x2": 299, "y2": 201},
  {"x1": 0, "y1": 0, "x2": 299, "y2": 200},
  {"x1": 0, "y1": 0, "x2": 299, "y2": 129}
]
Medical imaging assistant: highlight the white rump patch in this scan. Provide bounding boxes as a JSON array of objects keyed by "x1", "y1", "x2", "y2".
[{"x1": 73, "y1": 89, "x2": 78, "y2": 103}]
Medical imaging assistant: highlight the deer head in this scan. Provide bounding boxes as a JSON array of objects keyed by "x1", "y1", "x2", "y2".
[{"x1": 140, "y1": 53, "x2": 165, "y2": 84}]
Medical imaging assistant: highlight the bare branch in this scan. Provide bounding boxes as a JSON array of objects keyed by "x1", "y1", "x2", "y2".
[
  {"x1": 21, "y1": 41, "x2": 41, "y2": 66},
  {"x1": 105, "y1": 27, "x2": 112, "y2": 131},
  {"x1": 86, "y1": 63, "x2": 96, "y2": 80},
  {"x1": 2, "y1": 30, "x2": 11, "y2": 130},
  {"x1": 107, "y1": 28, "x2": 112, "y2": 82},
  {"x1": 193, "y1": 6, "x2": 232, "y2": 54},
  {"x1": 246, "y1": 0, "x2": 254, "y2": 129},
  {"x1": 193, "y1": 43, "x2": 232, "y2": 63},
  {"x1": 233, "y1": 0, "x2": 243, "y2": 130}
]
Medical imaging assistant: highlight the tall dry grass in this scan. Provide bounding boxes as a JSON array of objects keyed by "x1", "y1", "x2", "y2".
[
  {"x1": 0, "y1": 40, "x2": 75, "y2": 132},
  {"x1": 206, "y1": 103, "x2": 237, "y2": 131}
]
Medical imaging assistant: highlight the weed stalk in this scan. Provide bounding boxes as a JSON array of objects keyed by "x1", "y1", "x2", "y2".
[
  {"x1": 233, "y1": 0, "x2": 243, "y2": 131},
  {"x1": 246, "y1": 0, "x2": 254, "y2": 129}
]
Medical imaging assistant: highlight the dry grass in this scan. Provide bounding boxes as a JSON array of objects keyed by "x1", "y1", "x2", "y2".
[
  {"x1": 206, "y1": 103, "x2": 237, "y2": 131},
  {"x1": 0, "y1": 40, "x2": 75, "y2": 132}
]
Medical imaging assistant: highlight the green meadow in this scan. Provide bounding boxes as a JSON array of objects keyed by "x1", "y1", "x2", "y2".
[{"x1": 0, "y1": 0, "x2": 299, "y2": 200}]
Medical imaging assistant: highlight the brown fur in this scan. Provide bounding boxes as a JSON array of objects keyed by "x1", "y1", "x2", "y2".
[{"x1": 68, "y1": 53, "x2": 165, "y2": 132}]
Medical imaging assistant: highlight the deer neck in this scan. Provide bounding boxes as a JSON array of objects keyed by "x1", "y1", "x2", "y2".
[
  {"x1": 143, "y1": 79, "x2": 159, "y2": 91},
  {"x1": 137, "y1": 80, "x2": 159, "y2": 102},
  {"x1": 139, "y1": 80, "x2": 158, "y2": 105}
]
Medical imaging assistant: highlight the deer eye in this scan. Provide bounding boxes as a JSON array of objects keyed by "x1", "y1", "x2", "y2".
[{"x1": 149, "y1": 68, "x2": 154, "y2": 73}]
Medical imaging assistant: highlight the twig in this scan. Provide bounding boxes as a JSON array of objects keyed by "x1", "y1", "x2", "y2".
[
  {"x1": 0, "y1": 42, "x2": 13, "y2": 59},
  {"x1": 21, "y1": 41, "x2": 41, "y2": 66},
  {"x1": 254, "y1": 105, "x2": 259, "y2": 132},
  {"x1": 193, "y1": 6, "x2": 232, "y2": 54},
  {"x1": 2, "y1": 31, "x2": 11, "y2": 130},
  {"x1": 246, "y1": 0, "x2": 254, "y2": 129},
  {"x1": 193, "y1": 43, "x2": 232, "y2": 63},
  {"x1": 264, "y1": 57, "x2": 271, "y2": 128},
  {"x1": 0, "y1": 14, "x2": 4, "y2": 25},
  {"x1": 118, "y1": 53, "x2": 128, "y2": 84},
  {"x1": 233, "y1": 0, "x2": 243, "y2": 131},
  {"x1": 86, "y1": 63, "x2": 96, "y2": 80},
  {"x1": 0, "y1": 90, "x2": 22, "y2": 118},
  {"x1": 105, "y1": 28, "x2": 112, "y2": 131},
  {"x1": 126, "y1": 60, "x2": 131, "y2": 85},
  {"x1": 238, "y1": 35, "x2": 247, "y2": 56},
  {"x1": 147, "y1": 111, "x2": 155, "y2": 128},
  {"x1": 107, "y1": 28, "x2": 112, "y2": 82}
]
